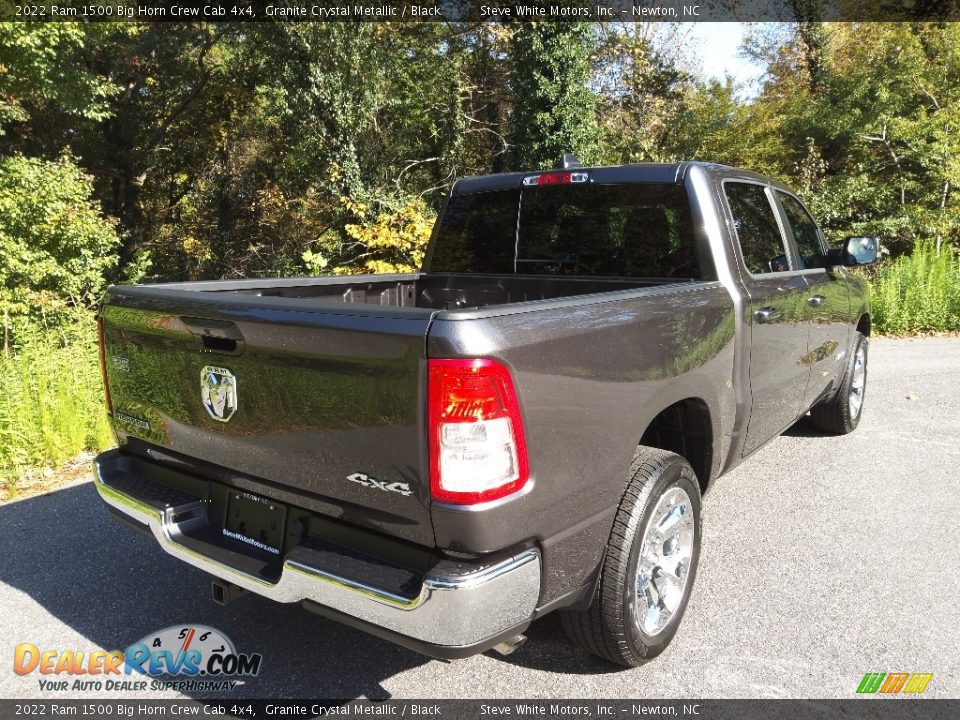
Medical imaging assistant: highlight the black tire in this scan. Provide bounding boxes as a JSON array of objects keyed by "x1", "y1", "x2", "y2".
[
  {"x1": 809, "y1": 332, "x2": 868, "y2": 435},
  {"x1": 560, "y1": 447, "x2": 702, "y2": 667}
]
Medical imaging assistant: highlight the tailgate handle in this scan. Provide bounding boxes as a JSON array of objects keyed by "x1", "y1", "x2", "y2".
[
  {"x1": 181, "y1": 317, "x2": 245, "y2": 356},
  {"x1": 201, "y1": 335, "x2": 239, "y2": 354}
]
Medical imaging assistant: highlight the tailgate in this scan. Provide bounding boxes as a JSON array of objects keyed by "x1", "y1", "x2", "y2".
[{"x1": 100, "y1": 288, "x2": 435, "y2": 546}]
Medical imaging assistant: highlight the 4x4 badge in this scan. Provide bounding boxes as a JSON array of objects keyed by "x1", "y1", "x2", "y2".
[
  {"x1": 201, "y1": 366, "x2": 238, "y2": 422},
  {"x1": 347, "y1": 472, "x2": 412, "y2": 497}
]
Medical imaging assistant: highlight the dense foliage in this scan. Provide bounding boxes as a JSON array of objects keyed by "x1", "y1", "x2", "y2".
[
  {"x1": 0, "y1": 311, "x2": 112, "y2": 495},
  {"x1": 2, "y1": 21, "x2": 957, "y2": 286},
  {"x1": 0, "y1": 21, "x2": 958, "y2": 487},
  {"x1": 871, "y1": 242, "x2": 960, "y2": 335},
  {"x1": 0, "y1": 154, "x2": 119, "y2": 341},
  {"x1": 718, "y1": 23, "x2": 960, "y2": 253},
  {"x1": 510, "y1": 23, "x2": 602, "y2": 168}
]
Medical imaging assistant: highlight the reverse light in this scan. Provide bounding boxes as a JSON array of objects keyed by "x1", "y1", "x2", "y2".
[
  {"x1": 97, "y1": 317, "x2": 113, "y2": 414},
  {"x1": 428, "y1": 359, "x2": 530, "y2": 505}
]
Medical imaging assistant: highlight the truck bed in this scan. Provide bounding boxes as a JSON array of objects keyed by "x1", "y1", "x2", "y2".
[{"x1": 143, "y1": 272, "x2": 679, "y2": 312}]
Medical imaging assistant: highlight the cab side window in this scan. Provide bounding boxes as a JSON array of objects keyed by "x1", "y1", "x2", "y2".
[
  {"x1": 723, "y1": 182, "x2": 789, "y2": 275},
  {"x1": 777, "y1": 192, "x2": 826, "y2": 269}
]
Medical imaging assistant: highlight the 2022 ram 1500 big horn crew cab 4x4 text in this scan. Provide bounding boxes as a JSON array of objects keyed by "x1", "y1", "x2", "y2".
[{"x1": 93, "y1": 161, "x2": 877, "y2": 666}]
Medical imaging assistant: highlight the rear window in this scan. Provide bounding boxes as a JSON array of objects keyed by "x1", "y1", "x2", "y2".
[{"x1": 427, "y1": 184, "x2": 714, "y2": 280}]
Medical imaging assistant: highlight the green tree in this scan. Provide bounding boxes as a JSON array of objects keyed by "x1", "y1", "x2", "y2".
[
  {"x1": 0, "y1": 154, "x2": 119, "y2": 343},
  {"x1": 509, "y1": 23, "x2": 601, "y2": 169},
  {"x1": 668, "y1": 78, "x2": 755, "y2": 166},
  {"x1": 0, "y1": 23, "x2": 115, "y2": 130},
  {"x1": 595, "y1": 24, "x2": 695, "y2": 164},
  {"x1": 725, "y1": 22, "x2": 959, "y2": 252}
]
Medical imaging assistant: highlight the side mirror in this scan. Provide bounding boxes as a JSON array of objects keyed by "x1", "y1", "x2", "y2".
[
  {"x1": 842, "y1": 236, "x2": 880, "y2": 266},
  {"x1": 829, "y1": 236, "x2": 880, "y2": 267},
  {"x1": 769, "y1": 254, "x2": 790, "y2": 273}
]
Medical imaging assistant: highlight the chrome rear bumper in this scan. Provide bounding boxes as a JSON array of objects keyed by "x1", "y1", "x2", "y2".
[{"x1": 93, "y1": 450, "x2": 540, "y2": 653}]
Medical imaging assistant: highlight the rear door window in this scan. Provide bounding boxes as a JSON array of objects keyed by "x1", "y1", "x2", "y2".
[{"x1": 723, "y1": 182, "x2": 790, "y2": 275}]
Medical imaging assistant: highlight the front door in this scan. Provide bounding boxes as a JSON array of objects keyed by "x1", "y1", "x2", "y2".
[{"x1": 772, "y1": 190, "x2": 852, "y2": 409}]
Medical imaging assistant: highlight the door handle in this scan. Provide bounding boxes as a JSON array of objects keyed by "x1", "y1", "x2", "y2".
[
  {"x1": 807, "y1": 295, "x2": 826, "y2": 307},
  {"x1": 754, "y1": 307, "x2": 781, "y2": 324}
]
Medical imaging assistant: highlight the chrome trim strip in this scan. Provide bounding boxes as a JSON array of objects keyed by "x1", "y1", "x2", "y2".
[{"x1": 93, "y1": 455, "x2": 541, "y2": 647}]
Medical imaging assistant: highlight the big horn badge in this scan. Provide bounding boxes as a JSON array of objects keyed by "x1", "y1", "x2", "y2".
[{"x1": 200, "y1": 366, "x2": 238, "y2": 422}]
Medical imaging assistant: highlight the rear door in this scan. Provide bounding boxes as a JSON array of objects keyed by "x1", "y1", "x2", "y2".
[
  {"x1": 772, "y1": 190, "x2": 851, "y2": 408},
  {"x1": 101, "y1": 290, "x2": 435, "y2": 545},
  {"x1": 722, "y1": 180, "x2": 812, "y2": 455}
]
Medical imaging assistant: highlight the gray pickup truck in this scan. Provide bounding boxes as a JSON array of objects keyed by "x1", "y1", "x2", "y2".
[{"x1": 93, "y1": 160, "x2": 877, "y2": 666}]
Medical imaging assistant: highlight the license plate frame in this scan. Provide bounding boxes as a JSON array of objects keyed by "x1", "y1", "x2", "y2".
[{"x1": 223, "y1": 491, "x2": 287, "y2": 556}]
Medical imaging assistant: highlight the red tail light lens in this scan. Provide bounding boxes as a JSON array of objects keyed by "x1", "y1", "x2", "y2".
[
  {"x1": 428, "y1": 359, "x2": 529, "y2": 505},
  {"x1": 536, "y1": 171, "x2": 572, "y2": 186},
  {"x1": 97, "y1": 317, "x2": 113, "y2": 414}
]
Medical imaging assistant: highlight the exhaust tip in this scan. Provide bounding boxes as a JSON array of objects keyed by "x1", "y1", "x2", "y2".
[{"x1": 492, "y1": 634, "x2": 527, "y2": 656}]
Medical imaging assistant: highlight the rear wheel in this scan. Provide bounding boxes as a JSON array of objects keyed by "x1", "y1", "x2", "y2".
[
  {"x1": 560, "y1": 447, "x2": 701, "y2": 667},
  {"x1": 809, "y1": 332, "x2": 868, "y2": 434}
]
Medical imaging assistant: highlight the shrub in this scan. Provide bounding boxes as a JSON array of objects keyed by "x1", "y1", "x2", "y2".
[
  {"x1": 0, "y1": 154, "x2": 119, "y2": 344},
  {"x1": 303, "y1": 195, "x2": 435, "y2": 275},
  {"x1": 870, "y1": 243, "x2": 960, "y2": 335},
  {"x1": 0, "y1": 311, "x2": 113, "y2": 497}
]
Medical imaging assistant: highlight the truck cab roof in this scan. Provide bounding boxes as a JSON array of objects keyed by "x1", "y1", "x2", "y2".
[{"x1": 452, "y1": 161, "x2": 781, "y2": 195}]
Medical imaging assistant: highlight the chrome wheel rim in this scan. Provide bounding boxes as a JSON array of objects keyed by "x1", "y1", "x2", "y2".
[
  {"x1": 848, "y1": 346, "x2": 866, "y2": 418},
  {"x1": 634, "y1": 486, "x2": 695, "y2": 637}
]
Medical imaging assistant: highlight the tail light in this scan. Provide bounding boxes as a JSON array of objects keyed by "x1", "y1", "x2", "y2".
[
  {"x1": 428, "y1": 359, "x2": 529, "y2": 505},
  {"x1": 97, "y1": 317, "x2": 113, "y2": 414}
]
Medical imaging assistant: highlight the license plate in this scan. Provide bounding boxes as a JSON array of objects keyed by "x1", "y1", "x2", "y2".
[{"x1": 223, "y1": 491, "x2": 287, "y2": 556}]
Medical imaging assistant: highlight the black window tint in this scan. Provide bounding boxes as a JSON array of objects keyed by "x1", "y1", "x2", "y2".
[
  {"x1": 429, "y1": 183, "x2": 713, "y2": 280},
  {"x1": 777, "y1": 192, "x2": 826, "y2": 269},
  {"x1": 517, "y1": 184, "x2": 704, "y2": 279},
  {"x1": 724, "y1": 182, "x2": 789, "y2": 275},
  {"x1": 427, "y1": 189, "x2": 519, "y2": 274}
]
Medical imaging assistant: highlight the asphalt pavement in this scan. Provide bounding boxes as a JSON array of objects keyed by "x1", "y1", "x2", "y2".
[{"x1": 1, "y1": 337, "x2": 957, "y2": 700}]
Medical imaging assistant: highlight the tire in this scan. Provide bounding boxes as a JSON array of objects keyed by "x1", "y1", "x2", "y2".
[
  {"x1": 809, "y1": 332, "x2": 868, "y2": 435},
  {"x1": 560, "y1": 447, "x2": 702, "y2": 667}
]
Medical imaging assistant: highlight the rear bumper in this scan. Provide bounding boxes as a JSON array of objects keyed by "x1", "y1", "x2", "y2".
[{"x1": 93, "y1": 449, "x2": 541, "y2": 658}]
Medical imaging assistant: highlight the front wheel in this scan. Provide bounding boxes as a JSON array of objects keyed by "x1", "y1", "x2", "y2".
[
  {"x1": 560, "y1": 447, "x2": 702, "y2": 667},
  {"x1": 809, "y1": 332, "x2": 868, "y2": 435}
]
